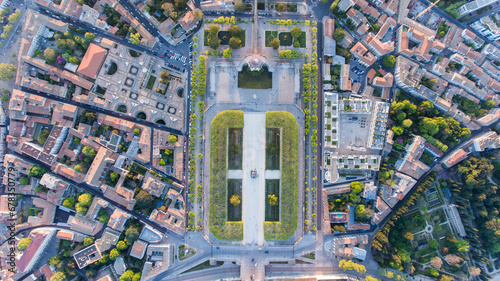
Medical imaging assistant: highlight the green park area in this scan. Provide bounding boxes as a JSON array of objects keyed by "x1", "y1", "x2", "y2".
[
  {"x1": 209, "y1": 110, "x2": 244, "y2": 241},
  {"x1": 264, "y1": 111, "x2": 298, "y2": 241}
]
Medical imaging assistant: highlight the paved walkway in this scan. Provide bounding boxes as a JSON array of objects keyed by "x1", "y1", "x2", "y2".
[{"x1": 242, "y1": 112, "x2": 266, "y2": 245}]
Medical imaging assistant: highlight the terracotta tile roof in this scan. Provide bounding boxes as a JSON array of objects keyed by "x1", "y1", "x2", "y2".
[
  {"x1": 77, "y1": 43, "x2": 107, "y2": 79},
  {"x1": 324, "y1": 18, "x2": 335, "y2": 39},
  {"x1": 130, "y1": 240, "x2": 147, "y2": 259}
]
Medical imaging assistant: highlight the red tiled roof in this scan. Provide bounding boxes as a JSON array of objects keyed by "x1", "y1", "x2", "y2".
[{"x1": 77, "y1": 43, "x2": 107, "y2": 79}]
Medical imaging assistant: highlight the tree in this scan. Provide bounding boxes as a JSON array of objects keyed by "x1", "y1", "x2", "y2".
[
  {"x1": 228, "y1": 25, "x2": 241, "y2": 37},
  {"x1": 117, "y1": 240, "x2": 128, "y2": 251},
  {"x1": 57, "y1": 39, "x2": 67, "y2": 49},
  {"x1": 355, "y1": 204, "x2": 365, "y2": 218},
  {"x1": 392, "y1": 126, "x2": 404, "y2": 135},
  {"x1": 20, "y1": 177, "x2": 29, "y2": 185},
  {"x1": 470, "y1": 266, "x2": 481, "y2": 276},
  {"x1": 484, "y1": 100, "x2": 495, "y2": 109},
  {"x1": 456, "y1": 239, "x2": 469, "y2": 252},
  {"x1": 82, "y1": 146, "x2": 97, "y2": 157},
  {"x1": 193, "y1": 8, "x2": 203, "y2": 21},
  {"x1": 234, "y1": 0, "x2": 246, "y2": 12},
  {"x1": 75, "y1": 203, "x2": 88, "y2": 215},
  {"x1": 0, "y1": 24, "x2": 12, "y2": 39},
  {"x1": 223, "y1": 48, "x2": 232, "y2": 58},
  {"x1": 268, "y1": 194, "x2": 278, "y2": 206},
  {"x1": 439, "y1": 31, "x2": 445, "y2": 38},
  {"x1": 440, "y1": 275, "x2": 453, "y2": 281},
  {"x1": 7, "y1": 9, "x2": 20, "y2": 22},
  {"x1": 38, "y1": 129, "x2": 50, "y2": 144},
  {"x1": 0, "y1": 63, "x2": 15, "y2": 81},
  {"x1": 125, "y1": 227, "x2": 140, "y2": 244},
  {"x1": 17, "y1": 238, "x2": 31, "y2": 250},
  {"x1": 383, "y1": 55, "x2": 396, "y2": 68},
  {"x1": 169, "y1": 134, "x2": 178, "y2": 144},
  {"x1": 291, "y1": 26, "x2": 303, "y2": 38},
  {"x1": 338, "y1": 259, "x2": 366, "y2": 273},
  {"x1": 208, "y1": 33, "x2": 221, "y2": 49},
  {"x1": 404, "y1": 232, "x2": 414, "y2": 241},
  {"x1": 208, "y1": 24, "x2": 220, "y2": 35},
  {"x1": 135, "y1": 190, "x2": 154, "y2": 210},
  {"x1": 174, "y1": 0, "x2": 187, "y2": 9},
  {"x1": 230, "y1": 194, "x2": 241, "y2": 206},
  {"x1": 78, "y1": 193, "x2": 93, "y2": 207},
  {"x1": 29, "y1": 165, "x2": 47, "y2": 178},
  {"x1": 134, "y1": 128, "x2": 141, "y2": 136},
  {"x1": 108, "y1": 248, "x2": 119, "y2": 261},
  {"x1": 333, "y1": 27, "x2": 345, "y2": 42},
  {"x1": 120, "y1": 270, "x2": 135, "y2": 281},
  {"x1": 84, "y1": 237, "x2": 94, "y2": 246},
  {"x1": 130, "y1": 33, "x2": 141, "y2": 44},
  {"x1": 161, "y1": 2, "x2": 175, "y2": 17},
  {"x1": 160, "y1": 70, "x2": 170, "y2": 80},
  {"x1": 74, "y1": 164, "x2": 83, "y2": 173},
  {"x1": 445, "y1": 254, "x2": 461, "y2": 265},
  {"x1": 402, "y1": 119, "x2": 413, "y2": 128},
  {"x1": 85, "y1": 32, "x2": 96, "y2": 41},
  {"x1": 270, "y1": 37, "x2": 280, "y2": 50},
  {"x1": 133, "y1": 273, "x2": 141, "y2": 281},
  {"x1": 229, "y1": 37, "x2": 242, "y2": 49},
  {"x1": 44, "y1": 48, "x2": 58, "y2": 63},
  {"x1": 0, "y1": 94, "x2": 9, "y2": 102},
  {"x1": 430, "y1": 256, "x2": 443, "y2": 269},
  {"x1": 366, "y1": 277, "x2": 380, "y2": 281},
  {"x1": 49, "y1": 255, "x2": 61, "y2": 266},
  {"x1": 62, "y1": 197, "x2": 75, "y2": 208},
  {"x1": 50, "y1": 272, "x2": 66, "y2": 281}
]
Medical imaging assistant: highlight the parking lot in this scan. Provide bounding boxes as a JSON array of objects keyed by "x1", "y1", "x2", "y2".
[{"x1": 348, "y1": 60, "x2": 367, "y2": 85}]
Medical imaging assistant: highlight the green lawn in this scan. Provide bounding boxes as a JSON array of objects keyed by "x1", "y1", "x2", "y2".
[
  {"x1": 146, "y1": 75, "x2": 156, "y2": 90},
  {"x1": 209, "y1": 111, "x2": 244, "y2": 241},
  {"x1": 265, "y1": 30, "x2": 278, "y2": 47},
  {"x1": 264, "y1": 111, "x2": 298, "y2": 241}
]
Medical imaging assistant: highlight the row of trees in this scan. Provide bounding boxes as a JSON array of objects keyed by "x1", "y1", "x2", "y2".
[
  {"x1": 1, "y1": 9, "x2": 20, "y2": 39},
  {"x1": 187, "y1": 55, "x2": 206, "y2": 232}
]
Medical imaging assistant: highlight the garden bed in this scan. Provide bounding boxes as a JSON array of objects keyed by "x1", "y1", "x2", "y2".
[
  {"x1": 238, "y1": 65, "x2": 272, "y2": 89},
  {"x1": 266, "y1": 128, "x2": 280, "y2": 170},
  {"x1": 228, "y1": 128, "x2": 243, "y2": 170},
  {"x1": 227, "y1": 179, "x2": 242, "y2": 221},
  {"x1": 265, "y1": 180, "x2": 280, "y2": 221}
]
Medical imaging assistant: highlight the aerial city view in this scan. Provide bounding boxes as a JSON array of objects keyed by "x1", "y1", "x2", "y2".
[{"x1": 1, "y1": 0, "x2": 500, "y2": 279}]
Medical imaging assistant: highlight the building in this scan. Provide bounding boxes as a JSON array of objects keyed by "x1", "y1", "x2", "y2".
[
  {"x1": 68, "y1": 214, "x2": 103, "y2": 236},
  {"x1": 142, "y1": 173, "x2": 167, "y2": 197},
  {"x1": 17, "y1": 231, "x2": 56, "y2": 273},
  {"x1": 395, "y1": 136, "x2": 429, "y2": 179},
  {"x1": 178, "y1": 11, "x2": 197, "y2": 32},
  {"x1": 73, "y1": 244, "x2": 102, "y2": 269},
  {"x1": 95, "y1": 228, "x2": 120, "y2": 252},
  {"x1": 130, "y1": 240, "x2": 148, "y2": 259},
  {"x1": 332, "y1": 235, "x2": 369, "y2": 260},
  {"x1": 77, "y1": 43, "x2": 107, "y2": 79},
  {"x1": 107, "y1": 208, "x2": 131, "y2": 232},
  {"x1": 446, "y1": 204, "x2": 466, "y2": 237},
  {"x1": 142, "y1": 244, "x2": 172, "y2": 280},
  {"x1": 457, "y1": 0, "x2": 498, "y2": 17}
]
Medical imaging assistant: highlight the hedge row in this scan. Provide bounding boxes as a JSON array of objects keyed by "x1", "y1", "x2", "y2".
[
  {"x1": 264, "y1": 111, "x2": 298, "y2": 240},
  {"x1": 209, "y1": 110, "x2": 244, "y2": 241}
]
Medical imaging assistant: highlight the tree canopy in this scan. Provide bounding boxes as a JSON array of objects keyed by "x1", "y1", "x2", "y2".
[
  {"x1": 17, "y1": 238, "x2": 31, "y2": 250},
  {"x1": 382, "y1": 55, "x2": 396, "y2": 68},
  {"x1": 0, "y1": 63, "x2": 16, "y2": 81},
  {"x1": 230, "y1": 194, "x2": 241, "y2": 206}
]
